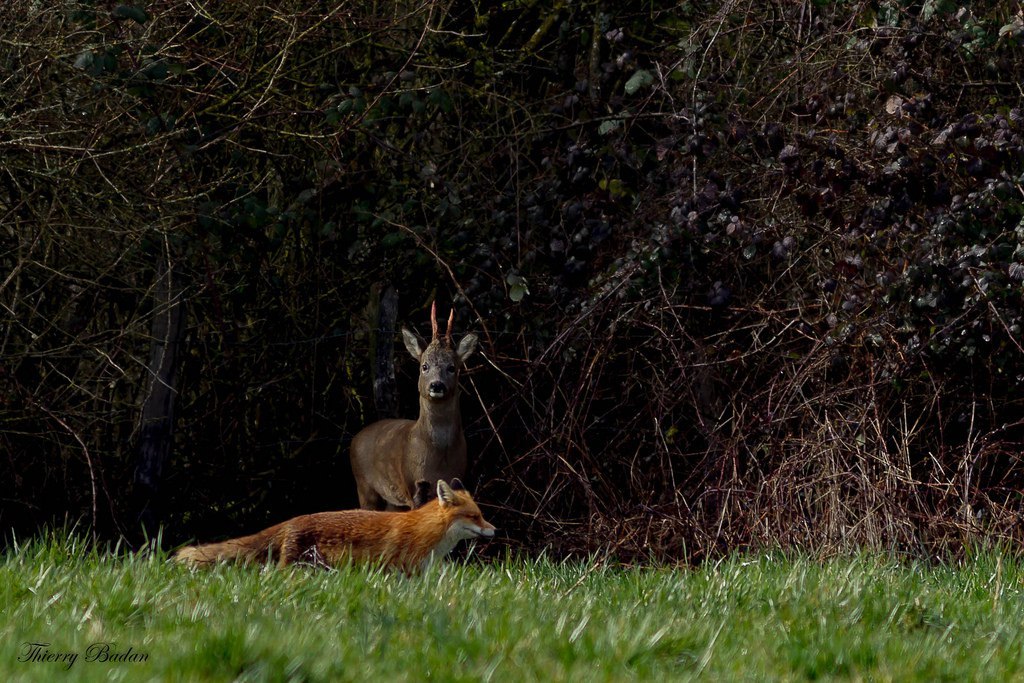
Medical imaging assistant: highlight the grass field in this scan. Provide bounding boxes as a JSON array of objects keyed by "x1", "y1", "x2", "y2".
[{"x1": 1, "y1": 535, "x2": 1023, "y2": 682}]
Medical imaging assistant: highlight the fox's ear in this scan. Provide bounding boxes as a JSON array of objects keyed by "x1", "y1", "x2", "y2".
[
  {"x1": 436, "y1": 479, "x2": 457, "y2": 507},
  {"x1": 450, "y1": 478, "x2": 465, "y2": 491}
]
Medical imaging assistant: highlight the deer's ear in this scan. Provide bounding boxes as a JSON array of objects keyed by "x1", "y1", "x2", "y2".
[
  {"x1": 402, "y1": 328, "x2": 423, "y2": 359},
  {"x1": 456, "y1": 332, "x2": 478, "y2": 363},
  {"x1": 436, "y1": 479, "x2": 457, "y2": 507}
]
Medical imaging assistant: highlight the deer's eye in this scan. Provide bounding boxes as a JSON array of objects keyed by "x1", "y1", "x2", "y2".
[
  {"x1": 422, "y1": 363, "x2": 430, "y2": 372},
  {"x1": 446, "y1": 364, "x2": 456, "y2": 374}
]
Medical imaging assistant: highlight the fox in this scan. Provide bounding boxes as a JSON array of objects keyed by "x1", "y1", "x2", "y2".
[{"x1": 173, "y1": 479, "x2": 495, "y2": 574}]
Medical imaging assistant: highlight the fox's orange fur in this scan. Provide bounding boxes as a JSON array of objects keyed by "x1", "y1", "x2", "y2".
[{"x1": 173, "y1": 480, "x2": 495, "y2": 574}]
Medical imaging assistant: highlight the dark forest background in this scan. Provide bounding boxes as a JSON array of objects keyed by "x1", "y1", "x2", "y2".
[{"x1": 3, "y1": 0, "x2": 1024, "y2": 561}]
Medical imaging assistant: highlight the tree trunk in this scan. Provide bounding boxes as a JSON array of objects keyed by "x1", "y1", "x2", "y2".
[
  {"x1": 134, "y1": 249, "x2": 186, "y2": 540},
  {"x1": 371, "y1": 284, "x2": 399, "y2": 420}
]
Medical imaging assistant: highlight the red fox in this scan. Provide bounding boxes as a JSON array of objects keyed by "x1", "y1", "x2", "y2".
[{"x1": 173, "y1": 479, "x2": 495, "y2": 574}]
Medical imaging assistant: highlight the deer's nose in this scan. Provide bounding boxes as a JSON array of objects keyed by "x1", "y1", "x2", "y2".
[{"x1": 428, "y1": 381, "x2": 447, "y2": 398}]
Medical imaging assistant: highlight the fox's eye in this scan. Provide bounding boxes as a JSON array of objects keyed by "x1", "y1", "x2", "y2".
[{"x1": 422, "y1": 363, "x2": 429, "y2": 372}]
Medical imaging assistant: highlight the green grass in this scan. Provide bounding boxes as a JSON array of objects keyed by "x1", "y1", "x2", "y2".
[{"x1": 2, "y1": 535, "x2": 1024, "y2": 682}]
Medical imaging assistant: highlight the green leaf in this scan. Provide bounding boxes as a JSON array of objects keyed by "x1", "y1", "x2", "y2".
[
  {"x1": 920, "y1": 0, "x2": 956, "y2": 22},
  {"x1": 599, "y1": 178, "x2": 629, "y2": 198},
  {"x1": 73, "y1": 50, "x2": 94, "y2": 71},
  {"x1": 74, "y1": 49, "x2": 117, "y2": 77},
  {"x1": 427, "y1": 88, "x2": 453, "y2": 113},
  {"x1": 142, "y1": 60, "x2": 168, "y2": 80},
  {"x1": 381, "y1": 232, "x2": 405, "y2": 247},
  {"x1": 598, "y1": 119, "x2": 622, "y2": 135},
  {"x1": 624, "y1": 69, "x2": 654, "y2": 95},
  {"x1": 999, "y1": 17, "x2": 1024, "y2": 40},
  {"x1": 112, "y1": 5, "x2": 149, "y2": 23},
  {"x1": 506, "y1": 273, "x2": 529, "y2": 302}
]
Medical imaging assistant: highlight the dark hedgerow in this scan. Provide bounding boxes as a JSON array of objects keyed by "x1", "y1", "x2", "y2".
[{"x1": 1, "y1": 1, "x2": 1023, "y2": 560}]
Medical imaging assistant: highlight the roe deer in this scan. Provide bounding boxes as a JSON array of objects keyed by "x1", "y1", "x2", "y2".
[{"x1": 350, "y1": 302, "x2": 478, "y2": 510}]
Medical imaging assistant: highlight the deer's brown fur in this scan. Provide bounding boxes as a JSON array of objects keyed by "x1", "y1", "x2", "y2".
[{"x1": 350, "y1": 303, "x2": 477, "y2": 510}]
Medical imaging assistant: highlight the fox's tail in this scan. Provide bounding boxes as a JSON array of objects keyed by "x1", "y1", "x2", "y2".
[{"x1": 173, "y1": 530, "x2": 275, "y2": 566}]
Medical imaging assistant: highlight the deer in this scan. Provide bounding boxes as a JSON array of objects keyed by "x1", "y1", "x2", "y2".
[{"x1": 350, "y1": 302, "x2": 478, "y2": 510}]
